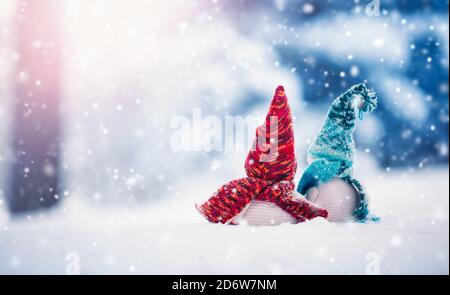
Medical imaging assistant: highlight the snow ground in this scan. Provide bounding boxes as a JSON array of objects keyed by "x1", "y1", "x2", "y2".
[{"x1": 0, "y1": 167, "x2": 448, "y2": 275}]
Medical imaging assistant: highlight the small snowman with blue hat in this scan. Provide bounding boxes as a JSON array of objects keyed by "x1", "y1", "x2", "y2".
[{"x1": 297, "y1": 83, "x2": 380, "y2": 222}]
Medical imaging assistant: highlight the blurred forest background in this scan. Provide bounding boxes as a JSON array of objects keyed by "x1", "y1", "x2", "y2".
[{"x1": 0, "y1": 0, "x2": 448, "y2": 215}]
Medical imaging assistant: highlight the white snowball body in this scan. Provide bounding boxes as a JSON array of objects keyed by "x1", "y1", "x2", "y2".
[
  {"x1": 306, "y1": 178, "x2": 359, "y2": 222},
  {"x1": 231, "y1": 193, "x2": 300, "y2": 226}
]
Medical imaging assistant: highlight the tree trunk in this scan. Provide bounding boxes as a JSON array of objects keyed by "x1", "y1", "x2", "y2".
[{"x1": 8, "y1": 0, "x2": 62, "y2": 213}]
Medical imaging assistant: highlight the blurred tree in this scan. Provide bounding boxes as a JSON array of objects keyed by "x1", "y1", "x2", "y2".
[
  {"x1": 223, "y1": 0, "x2": 449, "y2": 168},
  {"x1": 8, "y1": 0, "x2": 62, "y2": 213}
]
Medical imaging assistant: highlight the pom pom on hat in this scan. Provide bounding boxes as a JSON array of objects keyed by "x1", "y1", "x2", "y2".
[{"x1": 349, "y1": 83, "x2": 378, "y2": 120}]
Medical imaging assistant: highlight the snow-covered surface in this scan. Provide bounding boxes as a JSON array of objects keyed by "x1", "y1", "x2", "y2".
[
  {"x1": 0, "y1": 168, "x2": 448, "y2": 275},
  {"x1": 0, "y1": 0, "x2": 448, "y2": 275}
]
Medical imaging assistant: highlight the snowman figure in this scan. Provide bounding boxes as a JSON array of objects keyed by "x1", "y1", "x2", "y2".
[
  {"x1": 297, "y1": 83, "x2": 379, "y2": 222},
  {"x1": 196, "y1": 86, "x2": 328, "y2": 225}
]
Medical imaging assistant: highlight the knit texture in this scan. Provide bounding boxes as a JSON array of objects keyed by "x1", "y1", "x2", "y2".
[
  {"x1": 297, "y1": 83, "x2": 379, "y2": 222},
  {"x1": 196, "y1": 86, "x2": 328, "y2": 224}
]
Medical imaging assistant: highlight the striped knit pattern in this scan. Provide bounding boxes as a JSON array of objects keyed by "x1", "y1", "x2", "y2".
[
  {"x1": 245, "y1": 86, "x2": 296, "y2": 182},
  {"x1": 196, "y1": 86, "x2": 328, "y2": 224}
]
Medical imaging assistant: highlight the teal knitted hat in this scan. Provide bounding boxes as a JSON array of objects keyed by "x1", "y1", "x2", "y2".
[{"x1": 297, "y1": 83, "x2": 378, "y2": 222}]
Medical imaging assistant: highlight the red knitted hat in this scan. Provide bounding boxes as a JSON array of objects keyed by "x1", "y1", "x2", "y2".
[{"x1": 245, "y1": 86, "x2": 297, "y2": 182}]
